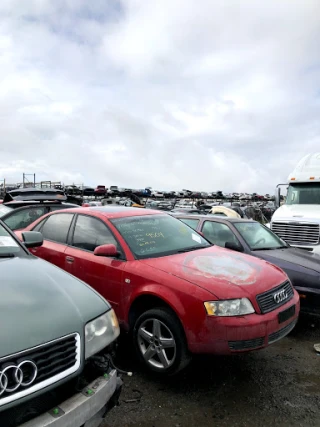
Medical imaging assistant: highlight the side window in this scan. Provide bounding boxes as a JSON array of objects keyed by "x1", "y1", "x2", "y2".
[
  {"x1": 4, "y1": 207, "x2": 47, "y2": 231},
  {"x1": 32, "y1": 219, "x2": 47, "y2": 232},
  {"x1": 179, "y1": 218, "x2": 199, "y2": 231},
  {"x1": 202, "y1": 221, "x2": 240, "y2": 247},
  {"x1": 72, "y1": 215, "x2": 118, "y2": 252},
  {"x1": 41, "y1": 214, "x2": 74, "y2": 244}
]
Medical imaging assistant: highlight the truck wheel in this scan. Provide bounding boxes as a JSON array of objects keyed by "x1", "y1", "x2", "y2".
[{"x1": 133, "y1": 307, "x2": 191, "y2": 375}]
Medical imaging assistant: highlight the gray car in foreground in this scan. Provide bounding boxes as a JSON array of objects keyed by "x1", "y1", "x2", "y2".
[{"x1": 0, "y1": 220, "x2": 122, "y2": 427}]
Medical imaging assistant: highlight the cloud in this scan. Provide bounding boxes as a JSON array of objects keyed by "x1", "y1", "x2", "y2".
[{"x1": 0, "y1": 0, "x2": 320, "y2": 193}]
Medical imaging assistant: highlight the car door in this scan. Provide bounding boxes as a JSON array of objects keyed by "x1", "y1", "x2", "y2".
[
  {"x1": 201, "y1": 220, "x2": 242, "y2": 248},
  {"x1": 29, "y1": 213, "x2": 74, "y2": 269},
  {"x1": 64, "y1": 214, "x2": 126, "y2": 319}
]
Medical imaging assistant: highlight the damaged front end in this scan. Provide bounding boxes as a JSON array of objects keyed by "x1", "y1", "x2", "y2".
[{"x1": 0, "y1": 348, "x2": 123, "y2": 427}]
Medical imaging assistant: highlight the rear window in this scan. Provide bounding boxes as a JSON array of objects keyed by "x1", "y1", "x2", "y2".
[{"x1": 0, "y1": 205, "x2": 13, "y2": 218}]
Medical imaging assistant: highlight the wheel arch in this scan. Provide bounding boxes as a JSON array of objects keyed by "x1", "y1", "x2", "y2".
[{"x1": 127, "y1": 291, "x2": 187, "y2": 335}]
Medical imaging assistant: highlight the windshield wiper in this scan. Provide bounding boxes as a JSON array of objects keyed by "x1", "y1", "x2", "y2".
[
  {"x1": 177, "y1": 245, "x2": 211, "y2": 253},
  {"x1": 252, "y1": 246, "x2": 288, "y2": 251},
  {"x1": 0, "y1": 253, "x2": 15, "y2": 258}
]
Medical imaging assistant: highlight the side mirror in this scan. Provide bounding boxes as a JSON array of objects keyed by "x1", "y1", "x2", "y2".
[
  {"x1": 94, "y1": 244, "x2": 119, "y2": 258},
  {"x1": 225, "y1": 241, "x2": 243, "y2": 252},
  {"x1": 275, "y1": 187, "x2": 280, "y2": 208},
  {"x1": 22, "y1": 231, "x2": 43, "y2": 248}
]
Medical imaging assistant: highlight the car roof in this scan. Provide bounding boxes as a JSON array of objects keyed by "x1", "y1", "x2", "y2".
[
  {"x1": 50, "y1": 205, "x2": 166, "y2": 219},
  {"x1": 171, "y1": 213, "x2": 256, "y2": 223}
]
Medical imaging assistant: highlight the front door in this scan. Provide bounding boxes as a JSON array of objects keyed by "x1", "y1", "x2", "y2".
[{"x1": 64, "y1": 214, "x2": 126, "y2": 320}]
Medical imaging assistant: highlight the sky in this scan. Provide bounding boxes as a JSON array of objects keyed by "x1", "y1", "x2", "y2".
[{"x1": 0, "y1": 0, "x2": 320, "y2": 194}]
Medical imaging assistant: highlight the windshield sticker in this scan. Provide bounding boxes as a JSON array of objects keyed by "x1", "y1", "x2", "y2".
[
  {"x1": 192, "y1": 233, "x2": 202, "y2": 244},
  {"x1": 0, "y1": 236, "x2": 19, "y2": 247}
]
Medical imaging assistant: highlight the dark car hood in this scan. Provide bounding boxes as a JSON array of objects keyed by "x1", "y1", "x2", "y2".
[
  {"x1": 0, "y1": 256, "x2": 109, "y2": 358},
  {"x1": 140, "y1": 246, "x2": 287, "y2": 300},
  {"x1": 253, "y1": 247, "x2": 320, "y2": 290}
]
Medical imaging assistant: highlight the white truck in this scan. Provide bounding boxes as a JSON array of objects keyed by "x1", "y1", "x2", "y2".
[{"x1": 270, "y1": 153, "x2": 320, "y2": 254}]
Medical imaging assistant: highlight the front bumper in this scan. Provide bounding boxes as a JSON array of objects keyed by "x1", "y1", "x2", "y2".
[
  {"x1": 20, "y1": 370, "x2": 121, "y2": 427},
  {"x1": 189, "y1": 291, "x2": 300, "y2": 354}
]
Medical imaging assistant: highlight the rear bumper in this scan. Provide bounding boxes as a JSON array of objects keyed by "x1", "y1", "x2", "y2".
[
  {"x1": 20, "y1": 370, "x2": 121, "y2": 427},
  {"x1": 189, "y1": 292, "x2": 300, "y2": 354}
]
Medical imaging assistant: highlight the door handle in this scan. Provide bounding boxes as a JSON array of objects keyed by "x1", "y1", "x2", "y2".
[{"x1": 66, "y1": 256, "x2": 74, "y2": 263}]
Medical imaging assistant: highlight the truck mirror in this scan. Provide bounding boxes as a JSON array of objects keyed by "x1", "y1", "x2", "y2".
[{"x1": 275, "y1": 187, "x2": 280, "y2": 208}]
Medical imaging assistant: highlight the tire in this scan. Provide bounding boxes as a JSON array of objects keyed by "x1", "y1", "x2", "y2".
[{"x1": 133, "y1": 307, "x2": 191, "y2": 376}]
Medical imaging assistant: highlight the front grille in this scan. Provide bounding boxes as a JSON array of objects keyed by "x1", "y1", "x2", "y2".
[
  {"x1": 0, "y1": 333, "x2": 80, "y2": 408},
  {"x1": 271, "y1": 221, "x2": 319, "y2": 245},
  {"x1": 256, "y1": 281, "x2": 294, "y2": 314},
  {"x1": 228, "y1": 337, "x2": 264, "y2": 351},
  {"x1": 268, "y1": 319, "x2": 297, "y2": 344}
]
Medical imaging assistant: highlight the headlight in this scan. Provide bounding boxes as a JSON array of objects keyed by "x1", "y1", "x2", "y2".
[
  {"x1": 204, "y1": 298, "x2": 255, "y2": 316},
  {"x1": 85, "y1": 310, "x2": 120, "y2": 359}
]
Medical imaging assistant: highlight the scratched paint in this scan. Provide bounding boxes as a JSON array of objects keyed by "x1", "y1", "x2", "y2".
[{"x1": 185, "y1": 253, "x2": 259, "y2": 285}]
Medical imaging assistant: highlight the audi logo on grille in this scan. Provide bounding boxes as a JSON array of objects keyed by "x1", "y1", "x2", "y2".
[
  {"x1": 273, "y1": 289, "x2": 288, "y2": 304},
  {"x1": 0, "y1": 361, "x2": 38, "y2": 395}
]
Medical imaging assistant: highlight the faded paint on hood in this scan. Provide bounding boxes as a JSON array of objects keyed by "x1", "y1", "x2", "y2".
[
  {"x1": 0, "y1": 256, "x2": 110, "y2": 358},
  {"x1": 140, "y1": 246, "x2": 287, "y2": 300}
]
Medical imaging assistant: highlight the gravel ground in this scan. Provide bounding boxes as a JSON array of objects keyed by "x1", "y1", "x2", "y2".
[{"x1": 104, "y1": 315, "x2": 320, "y2": 427}]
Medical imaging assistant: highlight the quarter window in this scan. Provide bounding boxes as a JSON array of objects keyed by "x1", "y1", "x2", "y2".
[
  {"x1": 41, "y1": 214, "x2": 74, "y2": 244},
  {"x1": 72, "y1": 215, "x2": 118, "y2": 252}
]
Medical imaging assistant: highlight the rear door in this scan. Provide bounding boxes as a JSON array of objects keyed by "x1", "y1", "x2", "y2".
[
  {"x1": 64, "y1": 214, "x2": 126, "y2": 319},
  {"x1": 29, "y1": 213, "x2": 74, "y2": 268}
]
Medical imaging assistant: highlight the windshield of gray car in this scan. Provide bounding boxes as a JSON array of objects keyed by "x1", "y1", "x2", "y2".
[
  {"x1": 234, "y1": 221, "x2": 288, "y2": 250},
  {"x1": 0, "y1": 222, "x2": 24, "y2": 256},
  {"x1": 286, "y1": 183, "x2": 320, "y2": 205},
  {"x1": 111, "y1": 214, "x2": 211, "y2": 259},
  {"x1": 0, "y1": 205, "x2": 13, "y2": 218}
]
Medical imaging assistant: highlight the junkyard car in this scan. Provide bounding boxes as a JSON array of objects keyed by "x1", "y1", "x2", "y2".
[
  {"x1": 21, "y1": 207, "x2": 300, "y2": 375},
  {"x1": 0, "y1": 188, "x2": 78, "y2": 231},
  {"x1": 174, "y1": 213, "x2": 320, "y2": 316},
  {"x1": 0, "y1": 220, "x2": 121, "y2": 426}
]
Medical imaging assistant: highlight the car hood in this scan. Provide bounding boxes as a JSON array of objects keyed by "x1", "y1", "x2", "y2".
[
  {"x1": 140, "y1": 246, "x2": 287, "y2": 300},
  {"x1": 0, "y1": 256, "x2": 109, "y2": 358},
  {"x1": 272, "y1": 204, "x2": 320, "y2": 222},
  {"x1": 253, "y1": 247, "x2": 320, "y2": 289}
]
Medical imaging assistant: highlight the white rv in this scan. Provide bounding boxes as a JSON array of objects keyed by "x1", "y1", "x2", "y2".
[{"x1": 271, "y1": 153, "x2": 320, "y2": 254}]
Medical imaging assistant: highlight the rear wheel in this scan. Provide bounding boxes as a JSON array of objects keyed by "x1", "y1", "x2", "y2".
[{"x1": 133, "y1": 307, "x2": 191, "y2": 375}]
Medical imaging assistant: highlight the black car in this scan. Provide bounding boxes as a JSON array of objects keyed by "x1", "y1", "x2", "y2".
[
  {"x1": 172, "y1": 213, "x2": 320, "y2": 316},
  {"x1": 0, "y1": 188, "x2": 78, "y2": 231}
]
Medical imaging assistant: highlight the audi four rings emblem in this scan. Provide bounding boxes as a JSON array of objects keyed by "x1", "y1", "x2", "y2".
[
  {"x1": 273, "y1": 289, "x2": 288, "y2": 304},
  {"x1": 0, "y1": 360, "x2": 38, "y2": 395}
]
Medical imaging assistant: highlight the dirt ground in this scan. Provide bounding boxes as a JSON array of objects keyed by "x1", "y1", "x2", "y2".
[{"x1": 104, "y1": 315, "x2": 320, "y2": 427}]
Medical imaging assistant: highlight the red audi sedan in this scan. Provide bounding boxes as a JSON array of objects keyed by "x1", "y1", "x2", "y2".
[{"x1": 19, "y1": 206, "x2": 300, "y2": 375}]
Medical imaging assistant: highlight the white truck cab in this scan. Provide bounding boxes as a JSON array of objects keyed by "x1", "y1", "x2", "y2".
[{"x1": 271, "y1": 153, "x2": 320, "y2": 254}]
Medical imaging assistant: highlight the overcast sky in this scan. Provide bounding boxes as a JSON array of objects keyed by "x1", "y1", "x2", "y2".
[{"x1": 0, "y1": 0, "x2": 320, "y2": 193}]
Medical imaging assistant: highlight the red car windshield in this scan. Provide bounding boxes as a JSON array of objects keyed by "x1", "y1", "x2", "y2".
[{"x1": 111, "y1": 214, "x2": 210, "y2": 259}]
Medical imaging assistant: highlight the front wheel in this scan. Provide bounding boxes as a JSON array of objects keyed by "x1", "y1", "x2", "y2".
[{"x1": 133, "y1": 307, "x2": 191, "y2": 375}]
